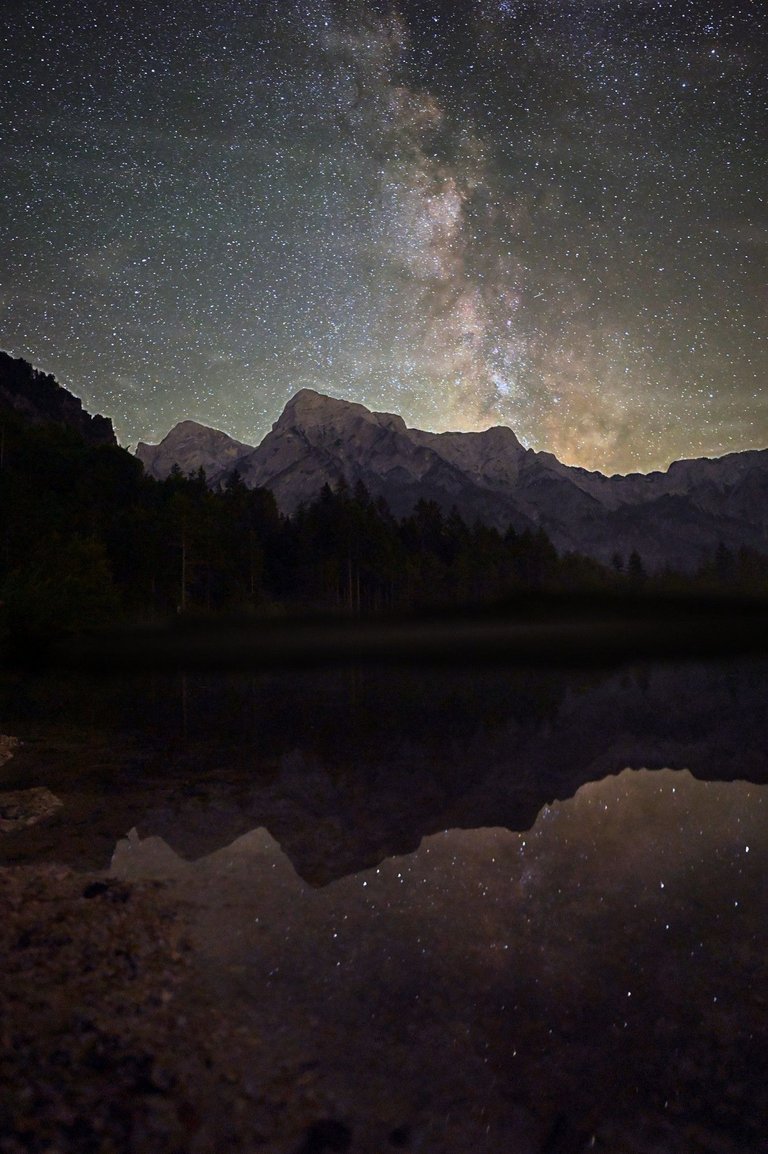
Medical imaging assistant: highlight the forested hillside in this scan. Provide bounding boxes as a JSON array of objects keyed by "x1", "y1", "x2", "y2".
[{"x1": 1, "y1": 409, "x2": 766, "y2": 641}]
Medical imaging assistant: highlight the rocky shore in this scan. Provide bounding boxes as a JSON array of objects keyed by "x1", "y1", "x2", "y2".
[
  {"x1": 0, "y1": 862, "x2": 355, "y2": 1154},
  {"x1": 0, "y1": 736, "x2": 339, "y2": 1154}
]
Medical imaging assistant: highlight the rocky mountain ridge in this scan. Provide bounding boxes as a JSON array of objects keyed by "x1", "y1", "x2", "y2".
[
  {"x1": 0, "y1": 352, "x2": 116, "y2": 447},
  {"x1": 137, "y1": 389, "x2": 768, "y2": 571},
  {"x1": 2, "y1": 347, "x2": 763, "y2": 574},
  {"x1": 136, "y1": 419, "x2": 252, "y2": 481}
]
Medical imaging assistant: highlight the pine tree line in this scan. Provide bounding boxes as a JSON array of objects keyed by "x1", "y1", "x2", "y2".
[{"x1": 1, "y1": 411, "x2": 766, "y2": 638}]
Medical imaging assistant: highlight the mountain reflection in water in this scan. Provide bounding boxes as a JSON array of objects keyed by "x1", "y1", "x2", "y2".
[
  {"x1": 110, "y1": 768, "x2": 768, "y2": 1151},
  {"x1": 3, "y1": 659, "x2": 768, "y2": 880},
  {"x1": 2, "y1": 659, "x2": 768, "y2": 1149}
]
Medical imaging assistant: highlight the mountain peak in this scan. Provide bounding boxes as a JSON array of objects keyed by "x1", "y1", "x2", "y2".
[
  {"x1": 274, "y1": 389, "x2": 386, "y2": 432},
  {"x1": 132, "y1": 391, "x2": 768, "y2": 574},
  {"x1": 136, "y1": 419, "x2": 252, "y2": 481},
  {"x1": 166, "y1": 419, "x2": 219, "y2": 435}
]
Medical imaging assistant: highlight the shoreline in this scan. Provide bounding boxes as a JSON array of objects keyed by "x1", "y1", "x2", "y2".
[{"x1": 4, "y1": 592, "x2": 768, "y2": 671}]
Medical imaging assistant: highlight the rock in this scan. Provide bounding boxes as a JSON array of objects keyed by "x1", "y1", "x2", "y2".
[
  {"x1": 136, "y1": 420, "x2": 252, "y2": 482},
  {"x1": 0, "y1": 787, "x2": 63, "y2": 833},
  {"x1": 0, "y1": 734, "x2": 18, "y2": 768}
]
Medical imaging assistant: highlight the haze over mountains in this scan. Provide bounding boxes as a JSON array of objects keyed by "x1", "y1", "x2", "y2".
[{"x1": 138, "y1": 389, "x2": 768, "y2": 572}]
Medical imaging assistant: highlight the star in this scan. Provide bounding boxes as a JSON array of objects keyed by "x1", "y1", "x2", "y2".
[{"x1": 0, "y1": 0, "x2": 765, "y2": 474}]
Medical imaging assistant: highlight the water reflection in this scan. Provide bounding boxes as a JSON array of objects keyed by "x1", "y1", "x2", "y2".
[
  {"x1": 3, "y1": 660, "x2": 768, "y2": 879},
  {"x1": 4, "y1": 659, "x2": 768, "y2": 1149},
  {"x1": 111, "y1": 768, "x2": 768, "y2": 1152}
]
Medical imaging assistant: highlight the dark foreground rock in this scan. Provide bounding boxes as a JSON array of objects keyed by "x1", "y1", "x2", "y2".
[
  {"x1": 0, "y1": 866, "x2": 196, "y2": 1152},
  {"x1": 0, "y1": 788, "x2": 63, "y2": 833},
  {"x1": 0, "y1": 867, "x2": 322, "y2": 1154}
]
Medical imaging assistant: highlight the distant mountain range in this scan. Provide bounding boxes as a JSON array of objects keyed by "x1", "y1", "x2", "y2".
[
  {"x1": 138, "y1": 389, "x2": 768, "y2": 571},
  {"x1": 2, "y1": 352, "x2": 765, "y2": 573}
]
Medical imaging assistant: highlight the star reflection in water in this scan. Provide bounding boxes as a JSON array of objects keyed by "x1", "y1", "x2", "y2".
[{"x1": 112, "y1": 767, "x2": 768, "y2": 1152}]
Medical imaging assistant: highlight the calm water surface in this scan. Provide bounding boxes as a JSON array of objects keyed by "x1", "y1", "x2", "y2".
[{"x1": 2, "y1": 659, "x2": 768, "y2": 1151}]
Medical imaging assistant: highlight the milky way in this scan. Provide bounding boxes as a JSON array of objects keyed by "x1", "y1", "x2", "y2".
[{"x1": 1, "y1": 1, "x2": 765, "y2": 472}]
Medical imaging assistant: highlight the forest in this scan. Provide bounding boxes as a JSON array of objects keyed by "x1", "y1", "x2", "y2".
[{"x1": 1, "y1": 408, "x2": 767, "y2": 642}]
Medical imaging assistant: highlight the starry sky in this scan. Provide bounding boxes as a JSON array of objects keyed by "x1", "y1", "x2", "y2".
[{"x1": 1, "y1": 1, "x2": 765, "y2": 473}]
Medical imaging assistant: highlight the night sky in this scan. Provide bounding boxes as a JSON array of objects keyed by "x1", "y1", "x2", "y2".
[{"x1": 1, "y1": 1, "x2": 765, "y2": 474}]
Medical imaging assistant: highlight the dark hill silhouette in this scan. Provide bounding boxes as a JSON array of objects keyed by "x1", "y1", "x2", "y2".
[{"x1": 0, "y1": 352, "x2": 115, "y2": 447}]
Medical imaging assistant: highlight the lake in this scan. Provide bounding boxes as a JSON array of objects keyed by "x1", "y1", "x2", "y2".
[{"x1": 2, "y1": 657, "x2": 768, "y2": 1152}]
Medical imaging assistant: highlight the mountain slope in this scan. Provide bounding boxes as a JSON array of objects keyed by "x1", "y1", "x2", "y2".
[
  {"x1": 0, "y1": 352, "x2": 116, "y2": 447},
  {"x1": 136, "y1": 389, "x2": 768, "y2": 570},
  {"x1": 136, "y1": 420, "x2": 252, "y2": 481}
]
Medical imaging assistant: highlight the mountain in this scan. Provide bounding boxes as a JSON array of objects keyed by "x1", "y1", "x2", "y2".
[
  {"x1": 136, "y1": 420, "x2": 252, "y2": 481},
  {"x1": 0, "y1": 352, "x2": 116, "y2": 446},
  {"x1": 136, "y1": 389, "x2": 768, "y2": 571}
]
